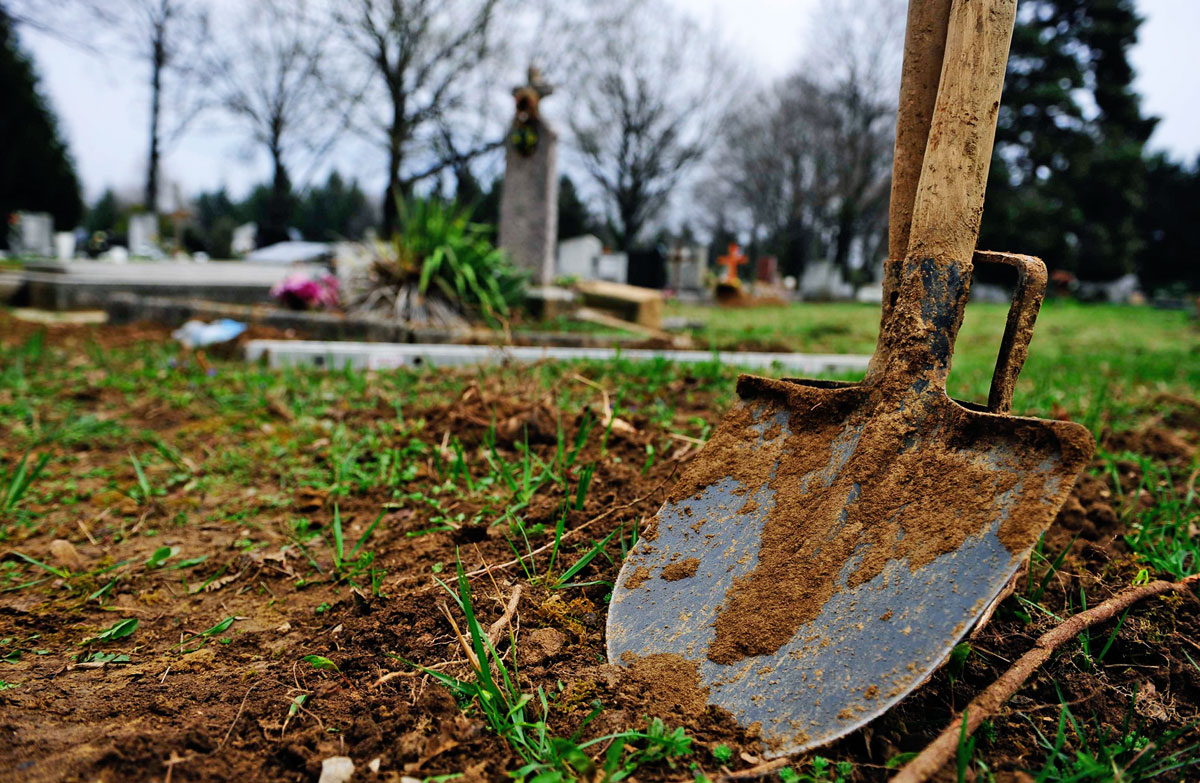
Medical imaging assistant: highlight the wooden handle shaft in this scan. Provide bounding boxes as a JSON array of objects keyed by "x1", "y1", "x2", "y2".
[
  {"x1": 906, "y1": 0, "x2": 1016, "y2": 263},
  {"x1": 888, "y1": 0, "x2": 953, "y2": 265}
]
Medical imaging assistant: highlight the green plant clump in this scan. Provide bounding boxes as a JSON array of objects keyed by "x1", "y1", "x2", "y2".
[{"x1": 361, "y1": 198, "x2": 527, "y2": 325}]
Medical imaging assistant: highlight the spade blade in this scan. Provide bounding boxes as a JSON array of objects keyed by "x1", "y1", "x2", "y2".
[{"x1": 606, "y1": 376, "x2": 1092, "y2": 757}]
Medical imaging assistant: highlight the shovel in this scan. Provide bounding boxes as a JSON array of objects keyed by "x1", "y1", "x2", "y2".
[{"x1": 606, "y1": 0, "x2": 1093, "y2": 758}]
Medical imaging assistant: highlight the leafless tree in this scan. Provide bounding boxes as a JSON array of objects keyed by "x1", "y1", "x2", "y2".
[
  {"x1": 702, "y1": 0, "x2": 902, "y2": 278},
  {"x1": 331, "y1": 0, "x2": 513, "y2": 236},
  {"x1": 114, "y1": 0, "x2": 210, "y2": 212},
  {"x1": 569, "y1": 0, "x2": 734, "y2": 252},
  {"x1": 1, "y1": 1, "x2": 117, "y2": 49},
  {"x1": 803, "y1": 0, "x2": 903, "y2": 273},
  {"x1": 5, "y1": 0, "x2": 208, "y2": 211},
  {"x1": 210, "y1": 0, "x2": 339, "y2": 246}
]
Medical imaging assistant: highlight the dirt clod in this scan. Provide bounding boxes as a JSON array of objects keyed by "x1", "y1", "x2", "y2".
[
  {"x1": 518, "y1": 627, "x2": 566, "y2": 666},
  {"x1": 661, "y1": 558, "x2": 700, "y2": 581},
  {"x1": 48, "y1": 539, "x2": 85, "y2": 571}
]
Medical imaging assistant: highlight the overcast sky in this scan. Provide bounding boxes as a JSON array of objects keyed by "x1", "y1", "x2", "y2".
[{"x1": 21, "y1": 0, "x2": 1200, "y2": 205}]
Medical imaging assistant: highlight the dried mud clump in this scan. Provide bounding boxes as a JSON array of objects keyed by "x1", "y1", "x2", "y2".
[
  {"x1": 620, "y1": 653, "x2": 712, "y2": 720},
  {"x1": 623, "y1": 566, "x2": 652, "y2": 591},
  {"x1": 1105, "y1": 424, "x2": 1195, "y2": 463},
  {"x1": 661, "y1": 558, "x2": 700, "y2": 582}
]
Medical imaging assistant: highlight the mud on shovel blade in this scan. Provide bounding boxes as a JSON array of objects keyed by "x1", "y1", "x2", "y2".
[{"x1": 606, "y1": 0, "x2": 1094, "y2": 758}]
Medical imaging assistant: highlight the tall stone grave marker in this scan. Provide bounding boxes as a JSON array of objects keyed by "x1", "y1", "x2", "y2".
[
  {"x1": 666, "y1": 244, "x2": 706, "y2": 291},
  {"x1": 13, "y1": 212, "x2": 53, "y2": 256},
  {"x1": 128, "y1": 213, "x2": 160, "y2": 257},
  {"x1": 499, "y1": 66, "x2": 558, "y2": 286}
]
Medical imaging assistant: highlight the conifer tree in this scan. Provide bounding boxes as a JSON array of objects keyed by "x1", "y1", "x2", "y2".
[
  {"x1": 980, "y1": 0, "x2": 1155, "y2": 280},
  {"x1": 0, "y1": 9, "x2": 83, "y2": 244}
]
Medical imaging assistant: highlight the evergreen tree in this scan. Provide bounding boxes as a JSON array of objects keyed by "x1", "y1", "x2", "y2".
[
  {"x1": 980, "y1": 0, "x2": 1156, "y2": 281},
  {"x1": 0, "y1": 9, "x2": 83, "y2": 246},
  {"x1": 474, "y1": 176, "x2": 502, "y2": 227},
  {"x1": 293, "y1": 172, "x2": 374, "y2": 242},
  {"x1": 193, "y1": 187, "x2": 242, "y2": 257},
  {"x1": 558, "y1": 175, "x2": 597, "y2": 240},
  {"x1": 84, "y1": 189, "x2": 119, "y2": 234},
  {"x1": 1137, "y1": 154, "x2": 1200, "y2": 293}
]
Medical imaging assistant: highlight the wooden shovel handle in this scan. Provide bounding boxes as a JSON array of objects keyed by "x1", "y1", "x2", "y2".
[
  {"x1": 869, "y1": 0, "x2": 1017, "y2": 392},
  {"x1": 886, "y1": 0, "x2": 953, "y2": 275},
  {"x1": 906, "y1": 0, "x2": 1016, "y2": 264},
  {"x1": 871, "y1": 0, "x2": 953, "y2": 382}
]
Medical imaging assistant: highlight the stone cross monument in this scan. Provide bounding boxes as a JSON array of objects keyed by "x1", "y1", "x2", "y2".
[{"x1": 498, "y1": 66, "x2": 559, "y2": 286}]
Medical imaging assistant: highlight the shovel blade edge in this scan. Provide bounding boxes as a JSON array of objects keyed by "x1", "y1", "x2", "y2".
[{"x1": 607, "y1": 375, "x2": 1092, "y2": 756}]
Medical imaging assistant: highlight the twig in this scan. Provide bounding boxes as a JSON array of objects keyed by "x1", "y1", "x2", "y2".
[
  {"x1": 77, "y1": 518, "x2": 99, "y2": 546},
  {"x1": 461, "y1": 466, "x2": 677, "y2": 581},
  {"x1": 891, "y1": 573, "x2": 1200, "y2": 783},
  {"x1": 371, "y1": 660, "x2": 457, "y2": 688},
  {"x1": 717, "y1": 758, "x2": 789, "y2": 780},
  {"x1": 219, "y1": 682, "x2": 259, "y2": 750},
  {"x1": 485, "y1": 584, "x2": 523, "y2": 647},
  {"x1": 439, "y1": 602, "x2": 481, "y2": 673}
]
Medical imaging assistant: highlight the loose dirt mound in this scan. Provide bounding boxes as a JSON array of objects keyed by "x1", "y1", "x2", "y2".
[{"x1": 0, "y1": 319, "x2": 1196, "y2": 781}]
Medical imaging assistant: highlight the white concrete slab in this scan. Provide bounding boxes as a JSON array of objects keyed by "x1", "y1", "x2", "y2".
[{"x1": 244, "y1": 339, "x2": 871, "y2": 375}]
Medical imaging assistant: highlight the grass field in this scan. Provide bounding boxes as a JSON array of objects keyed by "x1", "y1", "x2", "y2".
[
  {"x1": 668, "y1": 299, "x2": 1199, "y2": 428},
  {"x1": 0, "y1": 304, "x2": 1196, "y2": 782}
]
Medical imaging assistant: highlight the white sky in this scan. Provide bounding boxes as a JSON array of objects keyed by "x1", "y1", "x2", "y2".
[{"x1": 21, "y1": 0, "x2": 1200, "y2": 204}]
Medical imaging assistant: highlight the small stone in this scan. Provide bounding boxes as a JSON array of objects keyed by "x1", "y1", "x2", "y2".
[
  {"x1": 318, "y1": 756, "x2": 355, "y2": 783},
  {"x1": 48, "y1": 539, "x2": 85, "y2": 572},
  {"x1": 368, "y1": 757, "x2": 381, "y2": 773}
]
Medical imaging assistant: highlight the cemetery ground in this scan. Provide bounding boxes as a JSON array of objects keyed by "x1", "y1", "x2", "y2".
[{"x1": 0, "y1": 303, "x2": 1197, "y2": 783}]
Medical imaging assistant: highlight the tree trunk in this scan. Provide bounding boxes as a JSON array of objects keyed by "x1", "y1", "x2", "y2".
[
  {"x1": 146, "y1": 34, "x2": 164, "y2": 212},
  {"x1": 619, "y1": 197, "x2": 640, "y2": 254},
  {"x1": 260, "y1": 146, "x2": 292, "y2": 247},
  {"x1": 833, "y1": 202, "x2": 856, "y2": 273},
  {"x1": 381, "y1": 92, "x2": 406, "y2": 238}
]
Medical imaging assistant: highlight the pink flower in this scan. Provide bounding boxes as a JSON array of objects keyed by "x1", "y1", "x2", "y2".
[{"x1": 271, "y1": 273, "x2": 340, "y2": 310}]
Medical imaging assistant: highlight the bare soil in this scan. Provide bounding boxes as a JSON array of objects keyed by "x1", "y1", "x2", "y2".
[{"x1": 0, "y1": 316, "x2": 1196, "y2": 782}]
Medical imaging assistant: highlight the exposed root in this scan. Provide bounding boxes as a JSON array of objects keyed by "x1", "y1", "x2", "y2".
[
  {"x1": 486, "y1": 583, "x2": 523, "y2": 647},
  {"x1": 717, "y1": 757, "x2": 790, "y2": 780},
  {"x1": 891, "y1": 573, "x2": 1200, "y2": 783}
]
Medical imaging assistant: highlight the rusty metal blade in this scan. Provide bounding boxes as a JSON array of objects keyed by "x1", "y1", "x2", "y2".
[{"x1": 606, "y1": 376, "x2": 1092, "y2": 757}]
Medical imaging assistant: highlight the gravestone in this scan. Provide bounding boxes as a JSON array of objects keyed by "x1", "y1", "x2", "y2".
[
  {"x1": 557, "y1": 234, "x2": 601, "y2": 279},
  {"x1": 128, "y1": 213, "x2": 160, "y2": 258},
  {"x1": 12, "y1": 212, "x2": 53, "y2": 256},
  {"x1": 667, "y1": 245, "x2": 706, "y2": 291},
  {"x1": 756, "y1": 255, "x2": 780, "y2": 285},
  {"x1": 558, "y1": 234, "x2": 628, "y2": 283},
  {"x1": 232, "y1": 223, "x2": 257, "y2": 256},
  {"x1": 799, "y1": 259, "x2": 854, "y2": 301},
  {"x1": 498, "y1": 66, "x2": 558, "y2": 286},
  {"x1": 55, "y1": 232, "x2": 76, "y2": 260},
  {"x1": 716, "y1": 244, "x2": 748, "y2": 283},
  {"x1": 575, "y1": 280, "x2": 663, "y2": 328}
]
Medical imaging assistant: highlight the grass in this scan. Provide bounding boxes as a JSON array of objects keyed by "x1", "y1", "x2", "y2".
[
  {"x1": 1109, "y1": 451, "x2": 1199, "y2": 580},
  {"x1": 1026, "y1": 689, "x2": 1200, "y2": 782},
  {"x1": 424, "y1": 556, "x2": 695, "y2": 782},
  {"x1": 0, "y1": 448, "x2": 50, "y2": 515},
  {"x1": 667, "y1": 299, "x2": 1198, "y2": 429},
  {"x1": 0, "y1": 303, "x2": 1195, "y2": 781}
]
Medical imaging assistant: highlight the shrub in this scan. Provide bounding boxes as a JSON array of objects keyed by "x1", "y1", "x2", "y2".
[{"x1": 357, "y1": 198, "x2": 526, "y2": 326}]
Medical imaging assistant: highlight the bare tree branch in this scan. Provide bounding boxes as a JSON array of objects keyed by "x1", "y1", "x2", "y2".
[
  {"x1": 569, "y1": 0, "x2": 736, "y2": 252},
  {"x1": 330, "y1": 0, "x2": 509, "y2": 235},
  {"x1": 208, "y1": 0, "x2": 345, "y2": 244}
]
